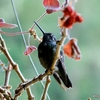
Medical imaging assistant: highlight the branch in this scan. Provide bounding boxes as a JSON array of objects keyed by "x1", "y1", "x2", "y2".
[
  {"x1": 41, "y1": 76, "x2": 51, "y2": 100},
  {"x1": 46, "y1": 28, "x2": 67, "y2": 75},
  {"x1": 28, "y1": 12, "x2": 47, "y2": 42},
  {"x1": 0, "y1": 86, "x2": 11, "y2": 100},
  {"x1": 30, "y1": 12, "x2": 47, "y2": 30},
  {"x1": 4, "y1": 64, "x2": 12, "y2": 87},
  {"x1": 0, "y1": 93, "x2": 4, "y2": 100},
  {"x1": 15, "y1": 73, "x2": 47, "y2": 96},
  {"x1": 0, "y1": 35, "x2": 34, "y2": 100}
]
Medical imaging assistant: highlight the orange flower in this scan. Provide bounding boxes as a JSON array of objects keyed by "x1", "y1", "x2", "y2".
[{"x1": 63, "y1": 38, "x2": 81, "y2": 60}]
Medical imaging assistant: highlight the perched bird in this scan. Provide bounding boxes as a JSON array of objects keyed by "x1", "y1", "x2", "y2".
[{"x1": 34, "y1": 21, "x2": 72, "y2": 89}]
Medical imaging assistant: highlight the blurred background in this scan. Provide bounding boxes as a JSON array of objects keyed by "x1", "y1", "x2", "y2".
[{"x1": 0, "y1": 0, "x2": 100, "y2": 100}]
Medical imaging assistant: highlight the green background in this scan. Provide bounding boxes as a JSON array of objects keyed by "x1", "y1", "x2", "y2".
[{"x1": 0, "y1": 0, "x2": 100, "y2": 100}]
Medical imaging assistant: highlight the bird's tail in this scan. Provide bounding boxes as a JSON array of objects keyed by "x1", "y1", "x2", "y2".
[{"x1": 53, "y1": 59, "x2": 72, "y2": 90}]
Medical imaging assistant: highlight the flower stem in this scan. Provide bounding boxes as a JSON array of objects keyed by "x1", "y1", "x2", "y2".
[{"x1": 30, "y1": 12, "x2": 47, "y2": 30}]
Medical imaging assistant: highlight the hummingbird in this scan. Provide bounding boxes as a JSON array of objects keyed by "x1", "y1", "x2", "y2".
[{"x1": 34, "y1": 21, "x2": 72, "y2": 89}]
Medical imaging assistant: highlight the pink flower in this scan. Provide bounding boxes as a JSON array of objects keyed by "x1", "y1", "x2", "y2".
[
  {"x1": 0, "y1": 18, "x2": 17, "y2": 28},
  {"x1": 43, "y1": 0, "x2": 60, "y2": 14},
  {"x1": 24, "y1": 46, "x2": 37, "y2": 56}
]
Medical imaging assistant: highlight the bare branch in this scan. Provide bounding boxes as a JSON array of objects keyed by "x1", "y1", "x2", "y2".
[
  {"x1": 0, "y1": 93, "x2": 4, "y2": 100},
  {"x1": 0, "y1": 86, "x2": 12, "y2": 100},
  {"x1": 30, "y1": 12, "x2": 47, "y2": 30},
  {"x1": 41, "y1": 76, "x2": 51, "y2": 100},
  {"x1": 15, "y1": 73, "x2": 47, "y2": 96},
  {"x1": 46, "y1": 28, "x2": 67, "y2": 74},
  {"x1": 0, "y1": 86, "x2": 5, "y2": 93},
  {"x1": 4, "y1": 64, "x2": 12, "y2": 87},
  {"x1": 0, "y1": 34, "x2": 34, "y2": 100}
]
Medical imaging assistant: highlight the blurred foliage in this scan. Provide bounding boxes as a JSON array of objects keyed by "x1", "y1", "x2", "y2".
[{"x1": 0, "y1": 0, "x2": 100, "y2": 100}]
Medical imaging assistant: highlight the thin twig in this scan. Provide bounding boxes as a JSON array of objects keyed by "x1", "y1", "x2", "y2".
[
  {"x1": 28, "y1": 12, "x2": 47, "y2": 43},
  {"x1": 30, "y1": 12, "x2": 47, "y2": 30},
  {"x1": 15, "y1": 73, "x2": 47, "y2": 96},
  {"x1": 41, "y1": 76, "x2": 51, "y2": 100},
  {"x1": 28, "y1": 29, "x2": 42, "y2": 42},
  {"x1": 0, "y1": 30, "x2": 29, "y2": 36},
  {"x1": 4, "y1": 64, "x2": 12, "y2": 88}
]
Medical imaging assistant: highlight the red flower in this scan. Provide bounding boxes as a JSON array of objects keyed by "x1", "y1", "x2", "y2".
[
  {"x1": 62, "y1": 6, "x2": 74, "y2": 16},
  {"x1": 0, "y1": 18, "x2": 17, "y2": 28},
  {"x1": 75, "y1": 14, "x2": 84, "y2": 22},
  {"x1": 43, "y1": 0, "x2": 60, "y2": 14},
  {"x1": 24, "y1": 46, "x2": 37, "y2": 56},
  {"x1": 63, "y1": 38, "x2": 81, "y2": 60},
  {"x1": 58, "y1": 6, "x2": 83, "y2": 28},
  {"x1": 63, "y1": 12, "x2": 76, "y2": 28}
]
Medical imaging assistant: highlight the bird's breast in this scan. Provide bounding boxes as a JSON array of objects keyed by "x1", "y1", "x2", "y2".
[{"x1": 38, "y1": 42, "x2": 56, "y2": 69}]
